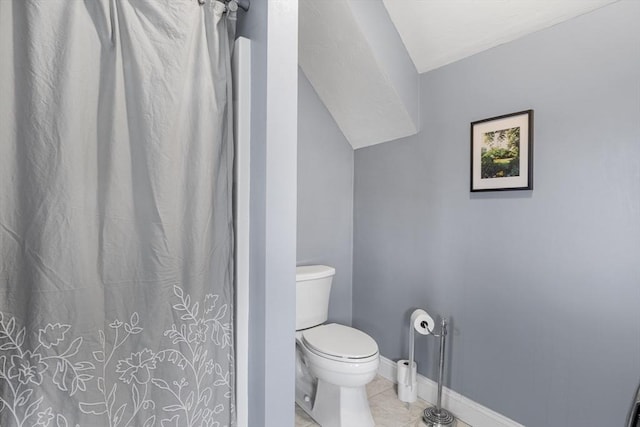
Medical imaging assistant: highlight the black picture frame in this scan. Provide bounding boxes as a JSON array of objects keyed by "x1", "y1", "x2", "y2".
[{"x1": 470, "y1": 110, "x2": 533, "y2": 192}]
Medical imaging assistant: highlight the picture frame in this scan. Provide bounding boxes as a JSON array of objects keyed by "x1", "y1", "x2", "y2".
[{"x1": 470, "y1": 110, "x2": 533, "y2": 192}]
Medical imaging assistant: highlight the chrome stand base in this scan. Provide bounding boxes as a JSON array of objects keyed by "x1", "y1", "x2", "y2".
[{"x1": 422, "y1": 406, "x2": 456, "y2": 426}]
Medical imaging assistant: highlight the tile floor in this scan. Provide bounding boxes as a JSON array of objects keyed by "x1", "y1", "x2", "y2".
[{"x1": 295, "y1": 375, "x2": 471, "y2": 427}]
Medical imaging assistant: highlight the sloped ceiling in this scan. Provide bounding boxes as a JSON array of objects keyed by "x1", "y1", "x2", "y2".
[
  {"x1": 299, "y1": 0, "x2": 419, "y2": 149},
  {"x1": 383, "y1": 0, "x2": 620, "y2": 73},
  {"x1": 299, "y1": 0, "x2": 621, "y2": 149}
]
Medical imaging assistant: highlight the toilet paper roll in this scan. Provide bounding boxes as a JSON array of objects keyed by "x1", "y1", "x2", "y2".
[
  {"x1": 397, "y1": 360, "x2": 418, "y2": 403},
  {"x1": 408, "y1": 309, "x2": 435, "y2": 390},
  {"x1": 411, "y1": 309, "x2": 435, "y2": 335}
]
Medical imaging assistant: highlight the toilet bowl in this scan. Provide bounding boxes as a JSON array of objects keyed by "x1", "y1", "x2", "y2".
[
  {"x1": 300, "y1": 323, "x2": 379, "y2": 386},
  {"x1": 295, "y1": 266, "x2": 379, "y2": 427}
]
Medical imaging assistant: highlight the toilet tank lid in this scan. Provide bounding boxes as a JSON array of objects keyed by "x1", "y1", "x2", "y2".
[{"x1": 296, "y1": 265, "x2": 335, "y2": 281}]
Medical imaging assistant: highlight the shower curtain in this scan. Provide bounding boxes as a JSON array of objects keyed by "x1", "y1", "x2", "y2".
[{"x1": 0, "y1": 1, "x2": 235, "y2": 426}]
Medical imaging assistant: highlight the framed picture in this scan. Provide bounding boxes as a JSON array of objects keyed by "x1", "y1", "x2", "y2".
[{"x1": 470, "y1": 110, "x2": 533, "y2": 192}]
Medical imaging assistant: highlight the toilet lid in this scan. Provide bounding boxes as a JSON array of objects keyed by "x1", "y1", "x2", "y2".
[{"x1": 302, "y1": 323, "x2": 378, "y2": 359}]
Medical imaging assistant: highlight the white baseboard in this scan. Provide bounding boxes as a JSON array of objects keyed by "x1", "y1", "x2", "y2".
[{"x1": 377, "y1": 356, "x2": 526, "y2": 427}]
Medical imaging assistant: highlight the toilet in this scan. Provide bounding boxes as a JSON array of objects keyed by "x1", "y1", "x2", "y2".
[{"x1": 295, "y1": 265, "x2": 379, "y2": 427}]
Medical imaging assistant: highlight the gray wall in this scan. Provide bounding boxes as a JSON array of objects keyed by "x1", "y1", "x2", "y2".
[
  {"x1": 353, "y1": 1, "x2": 640, "y2": 426},
  {"x1": 298, "y1": 69, "x2": 354, "y2": 326},
  {"x1": 237, "y1": 2, "x2": 297, "y2": 426}
]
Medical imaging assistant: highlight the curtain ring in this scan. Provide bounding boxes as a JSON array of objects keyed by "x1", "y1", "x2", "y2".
[{"x1": 227, "y1": 1, "x2": 238, "y2": 12}]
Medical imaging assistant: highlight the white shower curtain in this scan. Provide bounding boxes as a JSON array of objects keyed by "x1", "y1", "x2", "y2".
[{"x1": 0, "y1": 1, "x2": 235, "y2": 426}]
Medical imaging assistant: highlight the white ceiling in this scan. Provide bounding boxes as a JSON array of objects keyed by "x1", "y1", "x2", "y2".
[
  {"x1": 299, "y1": 0, "x2": 419, "y2": 149},
  {"x1": 299, "y1": 0, "x2": 621, "y2": 149},
  {"x1": 383, "y1": 0, "x2": 621, "y2": 73}
]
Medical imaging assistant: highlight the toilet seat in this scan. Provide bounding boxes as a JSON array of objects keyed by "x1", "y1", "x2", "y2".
[{"x1": 302, "y1": 323, "x2": 378, "y2": 362}]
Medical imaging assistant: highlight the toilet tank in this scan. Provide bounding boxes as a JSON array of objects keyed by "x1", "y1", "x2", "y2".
[{"x1": 296, "y1": 265, "x2": 335, "y2": 330}]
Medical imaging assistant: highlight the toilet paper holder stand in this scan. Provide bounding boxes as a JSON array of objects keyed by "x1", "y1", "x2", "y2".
[
  {"x1": 421, "y1": 318, "x2": 457, "y2": 427},
  {"x1": 401, "y1": 310, "x2": 457, "y2": 426}
]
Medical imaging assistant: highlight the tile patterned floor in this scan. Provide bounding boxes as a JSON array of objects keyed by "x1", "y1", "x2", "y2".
[{"x1": 295, "y1": 375, "x2": 471, "y2": 427}]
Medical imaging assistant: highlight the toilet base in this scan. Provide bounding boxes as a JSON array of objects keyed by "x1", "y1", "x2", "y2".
[{"x1": 303, "y1": 379, "x2": 374, "y2": 427}]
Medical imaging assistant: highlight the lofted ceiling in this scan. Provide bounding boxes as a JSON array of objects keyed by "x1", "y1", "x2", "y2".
[
  {"x1": 383, "y1": 0, "x2": 620, "y2": 73},
  {"x1": 299, "y1": 0, "x2": 420, "y2": 149},
  {"x1": 299, "y1": 0, "x2": 621, "y2": 149}
]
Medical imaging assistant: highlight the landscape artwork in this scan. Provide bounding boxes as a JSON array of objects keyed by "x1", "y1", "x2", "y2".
[
  {"x1": 471, "y1": 110, "x2": 533, "y2": 192},
  {"x1": 481, "y1": 126, "x2": 520, "y2": 179}
]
